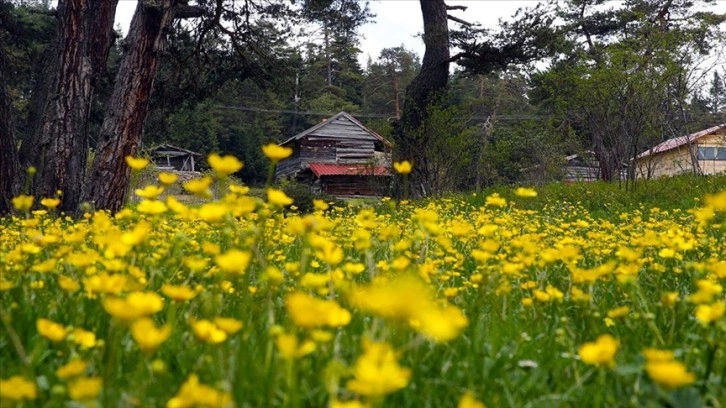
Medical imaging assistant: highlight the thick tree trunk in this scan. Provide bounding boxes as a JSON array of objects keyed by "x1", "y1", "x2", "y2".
[
  {"x1": 395, "y1": 0, "x2": 450, "y2": 197},
  {"x1": 0, "y1": 47, "x2": 20, "y2": 215},
  {"x1": 87, "y1": 0, "x2": 177, "y2": 213},
  {"x1": 28, "y1": 0, "x2": 119, "y2": 213}
]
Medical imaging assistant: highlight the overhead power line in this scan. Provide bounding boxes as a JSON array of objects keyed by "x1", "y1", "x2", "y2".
[{"x1": 212, "y1": 104, "x2": 556, "y2": 121}]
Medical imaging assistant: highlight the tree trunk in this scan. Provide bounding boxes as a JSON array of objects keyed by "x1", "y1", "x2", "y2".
[
  {"x1": 0, "y1": 47, "x2": 19, "y2": 215},
  {"x1": 87, "y1": 0, "x2": 177, "y2": 213},
  {"x1": 28, "y1": 0, "x2": 119, "y2": 213},
  {"x1": 395, "y1": 0, "x2": 450, "y2": 197}
]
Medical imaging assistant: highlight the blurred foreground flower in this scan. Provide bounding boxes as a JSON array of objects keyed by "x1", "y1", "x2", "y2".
[
  {"x1": 262, "y1": 143, "x2": 293, "y2": 162},
  {"x1": 578, "y1": 334, "x2": 619, "y2": 367},
  {"x1": 125, "y1": 156, "x2": 149, "y2": 170},
  {"x1": 393, "y1": 160, "x2": 412, "y2": 175},
  {"x1": 208, "y1": 153, "x2": 243, "y2": 177}
]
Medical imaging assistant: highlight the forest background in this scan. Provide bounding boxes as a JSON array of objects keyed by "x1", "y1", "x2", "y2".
[{"x1": 1, "y1": 0, "x2": 725, "y2": 214}]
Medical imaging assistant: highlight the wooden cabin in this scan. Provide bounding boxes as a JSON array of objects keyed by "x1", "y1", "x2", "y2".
[
  {"x1": 636, "y1": 124, "x2": 726, "y2": 179},
  {"x1": 151, "y1": 144, "x2": 201, "y2": 172},
  {"x1": 564, "y1": 152, "x2": 600, "y2": 182},
  {"x1": 275, "y1": 112, "x2": 393, "y2": 198}
]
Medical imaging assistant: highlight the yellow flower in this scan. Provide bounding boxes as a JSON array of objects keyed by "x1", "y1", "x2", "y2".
[
  {"x1": 40, "y1": 197, "x2": 61, "y2": 209},
  {"x1": 12, "y1": 194, "x2": 34, "y2": 211},
  {"x1": 71, "y1": 328, "x2": 97, "y2": 348},
  {"x1": 458, "y1": 391, "x2": 486, "y2": 408},
  {"x1": 607, "y1": 306, "x2": 630, "y2": 319},
  {"x1": 346, "y1": 340, "x2": 411, "y2": 397},
  {"x1": 0, "y1": 376, "x2": 37, "y2": 401},
  {"x1": 131, "y1": 318, "x2": 172, "y2": 352},
  {"x1": 704, "y1": 190, "x2": 726, "y2": 212},
  {"x1": 37, "y1": 318, "x2": 68, "y2": 342},
  {"x1": 208, "y1": 153, "x2": 243, "y2": 176},
  {"x1": 191, "y1": 319, "x2": 228, "y2": 344},
  {"x1": 642, "y1": 348, "x2": 675, "y2": 362},
  {"x1": 578, "y1": 334, "x2": 619, "y2": 367},
  {"x1": 215, "y1": 249, "x2": 252, "y2": 274},
  {"x1": 393, "y1": 160, "x2": 412, "y2": 175},
  {"x1": 485, "y1": 193, "x2": 506, "y2": 207},
  {"x1": 135, "y1": 185, "x2": 165, "y2": 199},
  {"x1": 199, "y1": 202, "x2": 229, "y2": 222},
  {"x1": 267, "y1": 188, "x2": 294, "y2": 206},
  {"x1": 56, "y1": 360, "x2": 88, "y2": 379},
  {"x1": 645, "y1": 360, "x2": 696, "y2": 389},
  {"x1": 68, "y1": 377, "x2": 102, "y2": 401},
  {"x1": 158, "y1": 172, "x2": 179, "y2": 185},
  {"x1": 285, "y1": 292, "x2": 351, "y2": 329},
  {"x1": 183, "y1": 176, "x2": 213, "y2": 197},
  {"x1": 102, "y1": 292, "x2": 164, "y2": 321},
  {"x1": 262, "y1": 143, "x2": 293, "y2": 162},
  {"x1": 275, "y1": 333, "x2": 316, "y2": 359},
  {"x1": 695, "y1": 301, "x2": 725, "y2": 326},
  {"x1": 514, "y1": 187, "x2": 537, "y2": 198},
  {"x1": 125, "y1": 156, "x2": 149, "y2": 170},
  {"x1": 137, "y1": 199, "x2": 168, "y2": 215},
  {"x1": 213, "y1": 317, "x2": 244, "y2": 335},
  {"x1": 166, "y1": 374, "x2": 232, "y2": 408},
  {"x1": 161, "y1": 284, "x2": 197, "y2": 302}
]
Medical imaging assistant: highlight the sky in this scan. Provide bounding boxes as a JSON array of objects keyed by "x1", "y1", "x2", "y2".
[
  {"x1": 112, "y1": 0, "x2": 546, "y2": 65},
  {"x1": 111, "y1": 0, "x2": 726, "y2": 66}
]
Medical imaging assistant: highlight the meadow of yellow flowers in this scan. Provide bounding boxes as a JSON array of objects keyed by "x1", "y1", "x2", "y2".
[{"x1": 1, "y1": 150, "x2": 725, "y2": 407}]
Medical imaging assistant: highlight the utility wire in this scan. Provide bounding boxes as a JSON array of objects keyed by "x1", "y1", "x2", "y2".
[{"x1": 213, "y1": 104, "x2": 556, "y2": 121}]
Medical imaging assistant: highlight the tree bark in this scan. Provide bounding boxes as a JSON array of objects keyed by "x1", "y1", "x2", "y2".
[
  {"x1": 0, "y1": 46, "x2": 19, "y2": 215},
  {"x1": 87, "y1": 0, "x2": 177, "y2": 213},
  {"x1": 395, "y1": 0, "x2": 450, "y2": 197},
  {"x1": 28, "y1": 0, "x2": 119, "y2": 213}
]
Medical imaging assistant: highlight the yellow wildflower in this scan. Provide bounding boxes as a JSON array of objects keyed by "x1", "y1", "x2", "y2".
[
  {"x1": 0, "y1": 376, "x2": 37, "y2": 401},
  {"x1": 56, "y1": 360, "x2": 88, "y2": 379},
  {"x1": 514, "y1": 187, "x2": 537, "y2": 198},
  {"x1": 347, "y1": 340, "x2": 411, "y2": 397},
  {"x1": 267, "y1": 188, "x2": 294, "y2": 206},
  {"x1": 37, "y1": 318, "x2": 68, "y2": 342},
  {"x1": 166, "y1": 374, "x2": 232, "y2": 408},
  {"x1": 191, "y1": 319, "x2": 228, "y2": 344},
  {"x1": 135, "y1": 185, "x2": 165, "y2": 199},
  {"x1": 125, "y1": 156, "x2": 149, "y2": 170},
  {"x1": 68, "y1": 377, "x2": 102, "y2": 401},
  {"x1": 71, "y1": 328, "x2": 97, "y2": 348},
  {"x1": 393, "y1": 160, "x2": 412, "y2": 175},
  {"x1": 215, "y1": 249, "x2": 252, "y2": 274},
  {"x1": 578, "y1": 334, "x2": 619, "y2": 367},
  {"x1": 40, "y1": 197, "x2": 61, "y2": 209},
  {"x1": 137, "y1": 199, "x2": 168, "y2": 215},
  {"x1": 12, "y1": 194, "x2": 34, "y2": 211},
  {"x1": 285, "y1": 292, "x2": 352, "y2": 328},
  {"x1": 161, "y1": 284, "x2": 197, "y2": 302},
  {"x1": 102, "y1": 292, "x2": 164, "y2": 321},
  {"x1": 213, "y1": 317, "x2": 244, "y2": 335},
  {"x1": 158, "y1": 172, "x2": 179, "y2": 185},
  {"x1": 695, "y1": 301, "x2": 725, "y2": 326},
  {"x1": 645, "y1": 360, "x2": 696, "y2": 389},
  {"x1": 183, "y1": 176, "x2": 213, "y2": 197},
  {"x1": 131, "y1": 318, "x2": 172, "y2": 352},
  {"x1": 262, "y1": 143, "x2": 293, "y2": 162},
  {"x1": 208, "y1": 153, "x2": 243, "y2": 176},
  {"x1": 275, "y1": 333, "x2": 317, "y2": 359},
  {"x1": 485, "y1": 193, "x2": 506, "y2": 207},
  {"x1": 458, "y1": 391, "x2": 486, "y2": 408}
]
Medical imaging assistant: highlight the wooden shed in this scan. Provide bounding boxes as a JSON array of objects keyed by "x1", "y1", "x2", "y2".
[
  {"x1": 151, "y1": 144, "x2": 201, "y2": 172},
  {"x1": 564, "y1": 152, "x2": 600, "y2": 182},
  {"x1": 636, "y1": 124, "x2": 726, "y2": 179},
  {"x1": 275, "y1": 112, "x2": 393, "y2": 198}
]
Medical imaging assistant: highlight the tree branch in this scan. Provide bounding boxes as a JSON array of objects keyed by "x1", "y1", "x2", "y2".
[
  {"x1": 174, "y1": 5, "x2": 205, "y2": 19},
  {"x1": 446, "y1": 5, "x2": 467, "y2": 11},
  {"x1": 447, "y1": 14, "x2": 472, "y2": 26}
]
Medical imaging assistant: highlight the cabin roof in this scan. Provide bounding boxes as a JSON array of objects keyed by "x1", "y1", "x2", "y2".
[
  {"x1": 637, "y1": 124, "x2": 726, "y2": 159},
  {"x1": 309, "y1": 163, "x2": 391, "y2": 177},
  {"x1": 279, "y1": 112, "x2": 392, "y2": 147},
  {"x1": 151, "y1": 143, "x2": 202, "y2": 156}
]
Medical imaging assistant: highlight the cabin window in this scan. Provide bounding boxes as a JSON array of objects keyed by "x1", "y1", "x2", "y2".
[{"x1": 697, "y1": 147, "x2": 726, "y2": 160}]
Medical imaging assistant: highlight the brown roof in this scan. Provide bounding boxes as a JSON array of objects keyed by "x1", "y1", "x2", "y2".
[
  {"x1": 637, "y1": 124, "x2": 726, "y2": 158},
  {"x1": 279, "y1": 112, "x2": 392, "y2": 147},
  {"x1": 309, "y1": 163, "x2": 391, "y2": 177}
]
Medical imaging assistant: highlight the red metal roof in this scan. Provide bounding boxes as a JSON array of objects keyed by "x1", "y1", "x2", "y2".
[
  {"x1": 637, "y1": 124, "x2": 725, "y2": 158},
  {"x1": 309, "y1": 163, "x2": 391, "y2": 177}
]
